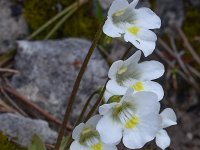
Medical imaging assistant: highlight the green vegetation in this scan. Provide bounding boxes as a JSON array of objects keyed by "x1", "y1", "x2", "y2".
[
  {"x1": 23, "y1": 0, "x2": 100, "y2": 39},
  {"x1": 0, "y1": 132, "x2": 26, "y2": 150}
]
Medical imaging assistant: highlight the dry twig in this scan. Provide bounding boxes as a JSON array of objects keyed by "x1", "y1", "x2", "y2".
[
  {"x1": 176, "y1": 26, "x2": 200, "y2": 65},
  {"x1": 0, "y1": 86, "x2": 72, "y2": 131},
  {"x1": 0, "y1": 68, "x2": 19, "y2": 74}
]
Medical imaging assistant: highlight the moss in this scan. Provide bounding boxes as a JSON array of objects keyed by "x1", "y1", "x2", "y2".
[
  {"x1": 63, "y1": 3, "x2": 99, "y2": 39},
  {"x1": 183, "y1": 7, "x2": 200, "y2": 70},
  {"x1": 23, "y1": 0, "x2": 58, "y2": 39},
  {"x1": 0, "y1": 132, "x2": 26, "y2": 150},
  {"x1": 23, "y1": 0, "x2": 99, "y2": 39},
  {"x1": 149, "y1": 0, "x2": 157, "y2": 10}
]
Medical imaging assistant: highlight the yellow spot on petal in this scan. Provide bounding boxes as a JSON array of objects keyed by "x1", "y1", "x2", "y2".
[
  {"x1": 131, "y1": 81, "x2": 144, "y2": 92},
  {"x1": 91, "y1": 142, "x2": 102, "y2": 150},
  {"x1": 125, "y1": 116, "x2": 139, "y2": 129},
  {"x1": 117, "y1": 66, "x2": 127, "y2": 75},
  {"x1": 113, "y1": 10, "x2": 125, "y2": 17},
  {"x1": 128, "y1": 26, "x2": 140, "y2": 35}
]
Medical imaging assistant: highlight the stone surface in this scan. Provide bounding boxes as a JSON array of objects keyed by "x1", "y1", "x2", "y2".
[
  {"x1": 0, "y1": 113, "x2": 57, "y2": 147},
  {"x1": 0, "y1": 0, "x2": 28, "y2": 54},
  {"x1": 11, "y1": 38, "x2": 108, "y2": 122}
]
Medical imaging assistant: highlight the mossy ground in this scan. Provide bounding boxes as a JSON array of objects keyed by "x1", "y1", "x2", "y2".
[
  {"x1": 23, "y1": 0, "x2": 100, "y2": 40},
  {"x1": 0, "y1": 132, "x2": 26, "y2": 150}
]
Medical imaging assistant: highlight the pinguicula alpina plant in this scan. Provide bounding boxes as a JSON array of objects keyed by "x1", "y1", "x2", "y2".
[
  {"x1": 155, "y1": 108, "x2": 177, "y2": 150},
  {"x1": 104, "y1": 50, "x2": 165, "y2": 102},
  {"x1": 103, "y1": 0, "x2": 161, "y2": 56},
  {"x1": 68, "y1": 0, "x2": 177, "y2": 150},
  {"x1": 70, "y1": 115, "x2": 117, "y2": 150},
  {"x1": 51, "y1": 0, "x2": 177, "y2": 150},
  {"x1": 97, "y1": 89, "x2": 161, "y2": 149}
]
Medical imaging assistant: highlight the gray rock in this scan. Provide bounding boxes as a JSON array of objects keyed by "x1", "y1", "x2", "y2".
[
  {"x1": 11, "y1": 38, "x2": 108, "y2": 123},
  {"x1": 0, "y1": 113, "x2": 57, "y2": 146},
  {"x1": 0, "y1": 0, "x2": 28, "y2": 54}
]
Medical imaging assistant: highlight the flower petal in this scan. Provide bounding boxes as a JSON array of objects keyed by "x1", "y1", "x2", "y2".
[
  {"x1": 96, "y1": 115, "x2": 123, "y2": 144},
  {"x1": 137, "y1": 28, "x2": 157, "y2": 42},
  {"x1": 156, "y1": 129, "x2": 171, "y2": 150},
  {"x1": 106, "y1": 80, "x2": 127, "y2": 95},
  {"x1": 108, "y1": 60, "x2": 123, "y2": 79},
  {"x1": 134, "y1": 7, "x2": 161, "y2": 29},
  {"x1": 124, "y1": 31, "x2": 156, "y2": 57},
  {"x1": 137, "y1": 60, "x2": 165, "y2": 80},
  {"x1": 123, "y1": 128, "x2": 147, "y2": 149},
  {"x1": 72, "y1": 123, "x2": 85, "y2": 140},
  {"x1": 108, "y1": 0, "x2": 129, "y2": 16},
  {"x1": 142, "y1": 81, "x2": 164, "y2": 101},
  {"x1": 123, "y1": 80, "x2": 164, "y2": 101},
  {"x1": 86, "y1": 115, "x2": 101, "y2": 127},
  {"x1": 70, "y1": 141, "x2": 88, "y2": 150},
  {"x1": 129, "y1": 0, "x2": 139, "y2": 8},
  {"x1": 131, "y1": 91, "x2": 160, "y2": 115},
  {"x1": 124, "y1": 50, "x2": 141, "y2": 66},
  {"x1": 123, "y1": 113, "x2": 161, "y2": 149},
  {"x1": 103, "y1": 18, "x2": 124, "y2": 37},
  {"x1": 99, "y1": 103, "x2": 117, "y2": 115},
  {"x1": 160, "y1": 108, "x2": 177, "y2": 128}
]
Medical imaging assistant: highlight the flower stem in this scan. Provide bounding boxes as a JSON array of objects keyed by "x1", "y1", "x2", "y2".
[
  {"x1": 75, "y1": 90, "x2": 99, "y2": 125},
  {"x1": 62, "y1": 90, "x2": 99, "y2": 149},
  {"x1": 54, "y1": 23, "x2": 103, "y2": 150},
  {"x1": 84, "y1": 81, "x2": 108, "y2": 121}
]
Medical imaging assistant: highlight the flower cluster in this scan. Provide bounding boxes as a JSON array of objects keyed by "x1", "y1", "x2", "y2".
[{"x1": 70, "y1": 0, "x2": 177, "y2": 150}]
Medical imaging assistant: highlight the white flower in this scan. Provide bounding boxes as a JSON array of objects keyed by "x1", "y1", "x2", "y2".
[
  {"x1": 105, "y1": 51, "x2": 164, "y2": 101},
  {"x1": 70, "y1": 115, "x2": 117, "y2": 150},
  {"x1": 97, "y1": 89, "x2": 162, "y2": 149},
  {"x1": 156, "y1": 108, "x2": 177, "y2": 150},
  {"x1": 103, "y1": 0, "x2": 161, "y2": 56}
]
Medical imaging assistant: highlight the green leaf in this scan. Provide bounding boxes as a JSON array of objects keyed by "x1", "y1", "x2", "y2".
[
  {"x1": 107, "y1": 95, "x2": 123, "y2": 104},
  {"x1": 59, "y1": 136, "x2": 70, "y2": 150},
  {"x1": 28, "y1": 134, "x2": 46, "y2": 150},
  {"x1": 94, "y1": 0, "x2": 104, "y2": 23}
]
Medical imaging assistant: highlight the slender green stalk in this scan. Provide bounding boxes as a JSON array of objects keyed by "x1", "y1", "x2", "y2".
[
  {"x1": 84, "y1": 81, "x2": 107, "y2": 121},
  {"x1": 27, "y1": 3, "x2": 77, "y2": 40},
  {"x1": 62, "y1": 90, "x2": 99, "y2": 149},
  {"x1": 54, "y1": 24, "x2": 103, "y2": 150},
  {"x1": 74, "y1": 90, "x2": 99, "y2": 125},
  {"x1": 45, "y1": 7, "x2": 77, "y2": 40}
]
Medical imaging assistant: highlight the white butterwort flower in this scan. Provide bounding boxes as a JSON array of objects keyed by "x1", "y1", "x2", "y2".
[
  {"x1": 105, "y1": 51, "x2": 164, "y2": 101},
  {"x1": 103, "y1": 0, "x2": 161, "y2": 56},
  {"x1": 156, "y1": 108, "x2": 177, "y2": 150},
  {"x1": 97, "y1": 89, "x2": 162, "y2": 149},
  {"x1": 70, "y1": 115, "x2": 117, "y2": 150}
]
